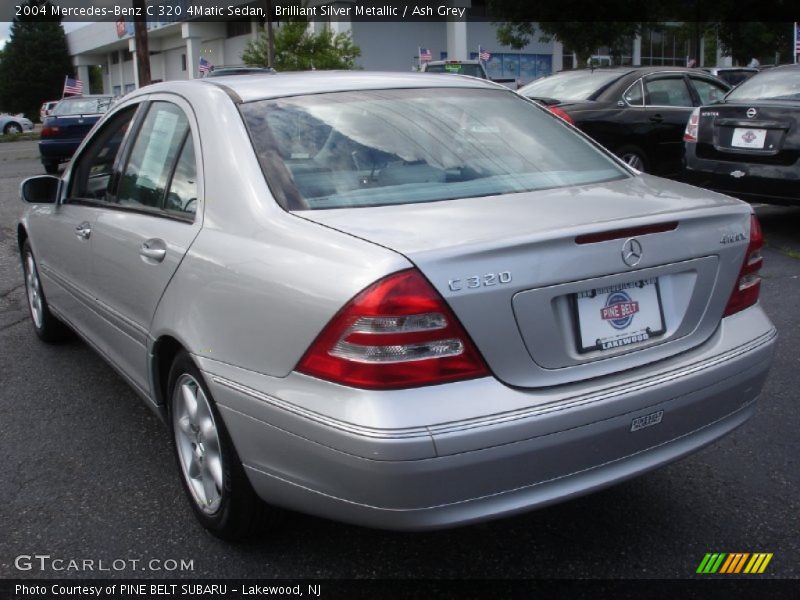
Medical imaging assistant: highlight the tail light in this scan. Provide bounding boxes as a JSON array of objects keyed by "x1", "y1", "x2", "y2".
[
  {"x1": 40, "y1": 126, "x2": 60, "y2": 138},
  {"x1": 683, "y1": 107, "x2": 700, "y2": 142},
  {"x1": 297, "y1": 269, "x2": 490, "y2": 390},
  {"x1": 547, "y1": 105, "x2": 575, "y2": 125},
  {"x1": 723, "y1": 215, "x2": 764, "y2": 317}
]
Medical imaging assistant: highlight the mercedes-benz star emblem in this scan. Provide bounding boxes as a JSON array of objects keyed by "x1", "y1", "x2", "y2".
[
  {"x1": 746, "y1": 107, "x2": 757, "y2": 118},
  {"x1": 622, "y1": 238, "x2": 643, "y2": 267}
]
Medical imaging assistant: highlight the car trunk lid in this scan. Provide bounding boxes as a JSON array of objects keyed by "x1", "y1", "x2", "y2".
[
  {"x1": 696, "y1": 102, "x2": 799, "y2": 166},
  {"x1": 299, "y1": 174, "x2": 753, "y2": 388}
]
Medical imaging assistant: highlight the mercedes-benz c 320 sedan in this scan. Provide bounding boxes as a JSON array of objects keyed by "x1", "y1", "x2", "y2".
[{"x1": 17, "y1": 72, "x2": 776, "y2": 540}]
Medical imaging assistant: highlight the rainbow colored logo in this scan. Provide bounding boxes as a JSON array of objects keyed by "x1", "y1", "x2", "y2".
[{"x1": 696, "y1": 553, "x2": 773, "y2": 574}]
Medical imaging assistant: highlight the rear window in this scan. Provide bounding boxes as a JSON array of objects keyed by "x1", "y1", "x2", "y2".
[
  {"x1": 240, "y1": 88, "x2": 626, "y2": 210},
  {"x1": 519, "y1": 70, "x2": 624, "y2": 102},
  {"x1": 53, "y1": 97, "x2": 113, "y2": 116},
  {"x1": 424, "y1": 63, "x2": 484, "y2": 78},
  {"x1": 726, "y1": 69, "x2": 800, "y2": 102}
]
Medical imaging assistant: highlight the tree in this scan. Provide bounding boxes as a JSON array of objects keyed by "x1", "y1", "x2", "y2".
[
  {"x1": 0, "y1": 0, "x2": 73, "y2": 120},
  {"x1": 717, "y1": 22, "x2": 794, "y2": 65},
  {"x1": 242, "y1": 21, "x2": 360, "y2": 71},
  {"x1": 495, "y1": 21, "x2": 642, "y2": 67}
]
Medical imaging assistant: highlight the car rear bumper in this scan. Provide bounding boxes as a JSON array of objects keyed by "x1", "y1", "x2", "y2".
[
  {"x1": 199, "y1": 309, "x2": 776, "y2": 531},
  {"x1": 685, "y1": 144, "x2": 800, "y2": 204},
  {"x1": 39, "y1": 139, "x2": 82, "y2": 162}
]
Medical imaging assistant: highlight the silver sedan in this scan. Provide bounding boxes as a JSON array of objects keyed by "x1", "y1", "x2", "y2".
[
  {"x1": 1, "y1": 113, "x2": 34, "y2": 135},
  {"x1": 17, "y1": 72, "x2": 776, "y2": 540}
]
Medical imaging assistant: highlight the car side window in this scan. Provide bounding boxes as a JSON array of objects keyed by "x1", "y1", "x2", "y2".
[
  {"x1": 164, "y1": 135, "x2": 198, "y2": 217},
  {"x1": 691, "y1": 78, "x2": 727, "y2": 105},
  {"x1": 623, "y1": 80, "x2": 644, "y2": 106},
  {"x1": 116, "y1": 102, "x2": 190, "y2": 211},
  {"x1": 69, "y1": 106, "x2": 138, "y2": 201},
  {"x1": 645, "y1": 78, "x2": 693, "y2": 107}
]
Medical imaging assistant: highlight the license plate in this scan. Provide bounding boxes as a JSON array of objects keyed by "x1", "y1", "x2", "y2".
[
  {"x1": 574, "y1": 277, "x2": 666, "y2": 353},
  {"x1": 731, "y1": 127, "x2": 767, "y2": 149}
]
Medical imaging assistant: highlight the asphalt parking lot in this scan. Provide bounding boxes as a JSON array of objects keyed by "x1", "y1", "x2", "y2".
[{"x1": 0, "y1": 140, "x2": 798, "y2": 580}]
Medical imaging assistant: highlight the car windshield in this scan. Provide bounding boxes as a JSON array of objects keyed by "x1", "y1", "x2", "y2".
[
  {"x1": 241, "y1": 88, "x2": 627, "y2": 210},
  {"x1": 519, "y1": 70, "x2": 624, "y2": 101},
  {"x1": 726, "y1": 69, "x2": 800, "y2": 101},
  {"x1": 424, "y1": 63, "x2": 484, "y2": 77},
  {"x1": 53, "y1": 97, "x2": 112, "y2": 116}
]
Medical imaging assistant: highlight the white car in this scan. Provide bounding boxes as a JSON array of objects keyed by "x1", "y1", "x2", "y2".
[{"x1": 0, "y1": 113, "x2": 34, "y2": 135}]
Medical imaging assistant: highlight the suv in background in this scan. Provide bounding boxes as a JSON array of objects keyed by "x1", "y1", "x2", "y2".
[
  {"x1": 39, "y1": 95, "x2": 114, "y2": 174},
  {"x1": 421, "y1": 60, "x2": 518, "y2": 89},
  {"x1": 39, "y1": 100, "x2": 59, "y2": 123}
]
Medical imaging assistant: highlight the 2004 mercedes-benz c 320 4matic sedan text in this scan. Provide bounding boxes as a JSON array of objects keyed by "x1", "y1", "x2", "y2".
[{"x1": 17, "y1": 72, "x2": 776, "y2": 540}]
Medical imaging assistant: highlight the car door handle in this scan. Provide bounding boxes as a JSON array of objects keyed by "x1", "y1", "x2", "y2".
[
  {"x1": 75, "y1": 222, "x2": 91, "y2": 240},
  {"x1": 649, "y1": 114, "x2": 664, "y2": 123},
  {"x1": 140, "y1": 239, "x2": 167, "y2": 263}
]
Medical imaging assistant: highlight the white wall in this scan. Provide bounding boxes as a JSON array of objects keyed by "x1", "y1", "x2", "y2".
[{"x1": 350, "y1": 21, "x2": 448, "y2": 71}]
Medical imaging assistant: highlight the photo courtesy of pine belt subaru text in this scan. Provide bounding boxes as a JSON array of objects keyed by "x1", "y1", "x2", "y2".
[{"x1": 17, "y1": 72, "x2": 776, "y2": 540}]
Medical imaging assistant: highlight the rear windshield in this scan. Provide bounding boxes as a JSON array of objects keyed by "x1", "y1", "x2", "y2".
[
  {"x1": 519, "y1": 70, "x2": 624, "y2": 102},
  {"x1": 240, "y1": 88, "x2": 626, "y2": 210},
  {"x1": 424, "y1": 63, "x2": 484, "y2": 78},
  {"x1": 726, "y1": 69, "x2": 800, "y2": 101},
  {"x1": 53, "y1": 97, "x2": 113, "y2": 116}
]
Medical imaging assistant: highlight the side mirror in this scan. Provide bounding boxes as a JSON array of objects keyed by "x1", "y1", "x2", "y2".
[{"x1": 20, "y1": 175, "x2": 60, "y2": 204}]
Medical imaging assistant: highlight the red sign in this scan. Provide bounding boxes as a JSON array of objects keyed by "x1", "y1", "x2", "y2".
[{"x1": 601, "y1": 301, "x2": 640, "y2": 321}]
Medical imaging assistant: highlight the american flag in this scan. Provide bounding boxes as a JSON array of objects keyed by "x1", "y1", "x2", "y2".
[
  {"x1": 478, "y1": 46, "x2": 491, "y2": 62},
  {"x1": 63, "y1": 77, "x2": 83, "y2": 96},
  {"x1": 795, "y1": 23, "x2": 800, "y2": 54},
  {"x1": 199, "y1": 57, "x2": 212, "y2": 75},
  {"x1": 419, "y1": 48, "x2": 432, "y2": 62}
]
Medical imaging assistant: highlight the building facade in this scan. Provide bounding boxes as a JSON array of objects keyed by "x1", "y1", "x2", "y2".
[{"x1": 65, "y1": 1, "x2": 716, "y2": 96}]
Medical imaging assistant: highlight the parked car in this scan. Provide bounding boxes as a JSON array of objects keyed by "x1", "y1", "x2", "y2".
[
  {"x1": 39, "y1": 100, "x2": 60, "y2": 122},
  {"x1": 0, "y1": 113, "x2": 34, "y2": 135},
  {"x1": 701, "y1": 67, "x2": 759, "y2": 88},
  {"x1": 421, "y1": 59, "x2": 518, "y2": 88},
  {"x1": 39, "y1": 95, "x2": 114, "y2": 174},
  {"x1": 18, "y1": 72, "x2": 775, "y2": 540},
  {"x1": 204, "y1": 66, "x2": 276, "y2": 77},
  {"x1": 684, "y1": 64, "x2": 800, "y2": 205},
  {"x1": 518, "y1": 67, "x2": 731, "y2": 174}
]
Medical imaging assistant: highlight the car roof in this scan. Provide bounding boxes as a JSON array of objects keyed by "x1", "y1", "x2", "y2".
[{"x1": 139, "y1": 71, "x2": 502, "y2": 103}]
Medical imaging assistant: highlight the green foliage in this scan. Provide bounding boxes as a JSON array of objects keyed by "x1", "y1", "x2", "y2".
[
  {"x1": 717, "y1": 22, "x2": 794, "y2": 65},
  {"x1": 496, "y1": 22, "x2": 641, "y2": 66},
  {"x1": 0, "y1": 0, "x2": 73, "y2": 121},
  {"x1": 242, "y1": 21, "x2": 361, "y2": 71}
]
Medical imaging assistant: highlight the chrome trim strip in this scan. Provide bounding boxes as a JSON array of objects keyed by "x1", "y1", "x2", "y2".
[
  {"x1": 40, "y1": 263, "x2": 148, "y2": 344},
  {"x1": 429, "y1": 329, "x2": 775, "y2": 435},
  {"x1": 211, "y1": 328, "x2": 775, "y2": 441},
  {"x1": 210, "y1": 376, "x2": 431, "y2": 440}
]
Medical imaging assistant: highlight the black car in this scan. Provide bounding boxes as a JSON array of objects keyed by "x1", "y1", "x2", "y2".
[
  {"x1": 518, "y1": 67, "x2": 730, "y2": 175},
  {"x1": 684, "y1": 64, "x2": 800, "y2": 206},
  {"x1": 39, "y1": 95, "x2": 114, "y2": 174}
]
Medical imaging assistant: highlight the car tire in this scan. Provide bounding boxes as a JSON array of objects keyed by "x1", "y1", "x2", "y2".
[
  {"x1": 21, "y1": 240, "x2": 71, "y2": 342},
  {"x1": 3, "y1": 122, "x2": 22, "y2": 135},
  {"x1": 43, "y1": 161, "x2": 59, "y2": 175},
  {"x1": 168, "y1": 351, "x2": 271, "y2": 541},
  {"x1": 615, "y1": 145, "x2": 649, "y2": 173}
]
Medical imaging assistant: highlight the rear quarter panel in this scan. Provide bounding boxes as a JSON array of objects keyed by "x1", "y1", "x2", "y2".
[{"x1": 149, "y1": 85, "x2": 410, "y2": 378}]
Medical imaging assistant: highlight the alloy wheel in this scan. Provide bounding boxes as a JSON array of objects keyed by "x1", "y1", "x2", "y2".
[{"x1": 172, "y1": 374, "x2": 224, "y2": 514}]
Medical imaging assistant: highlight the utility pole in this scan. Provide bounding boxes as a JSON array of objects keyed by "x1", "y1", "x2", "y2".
[
  {"x1": 266, "y1": 0, "x2": 275, "y2": 68},
  {"x1": 132, "y1": 0, "x2": 151, "y2": 86}
]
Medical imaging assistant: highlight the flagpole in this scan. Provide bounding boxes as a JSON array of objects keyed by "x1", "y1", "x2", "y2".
[
  {"x1": 795, "y1": 22, "x2": 798, "y2": 64},
  {"x1": 62, "y1": 75, "x2": 67, "y2": 99}
]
